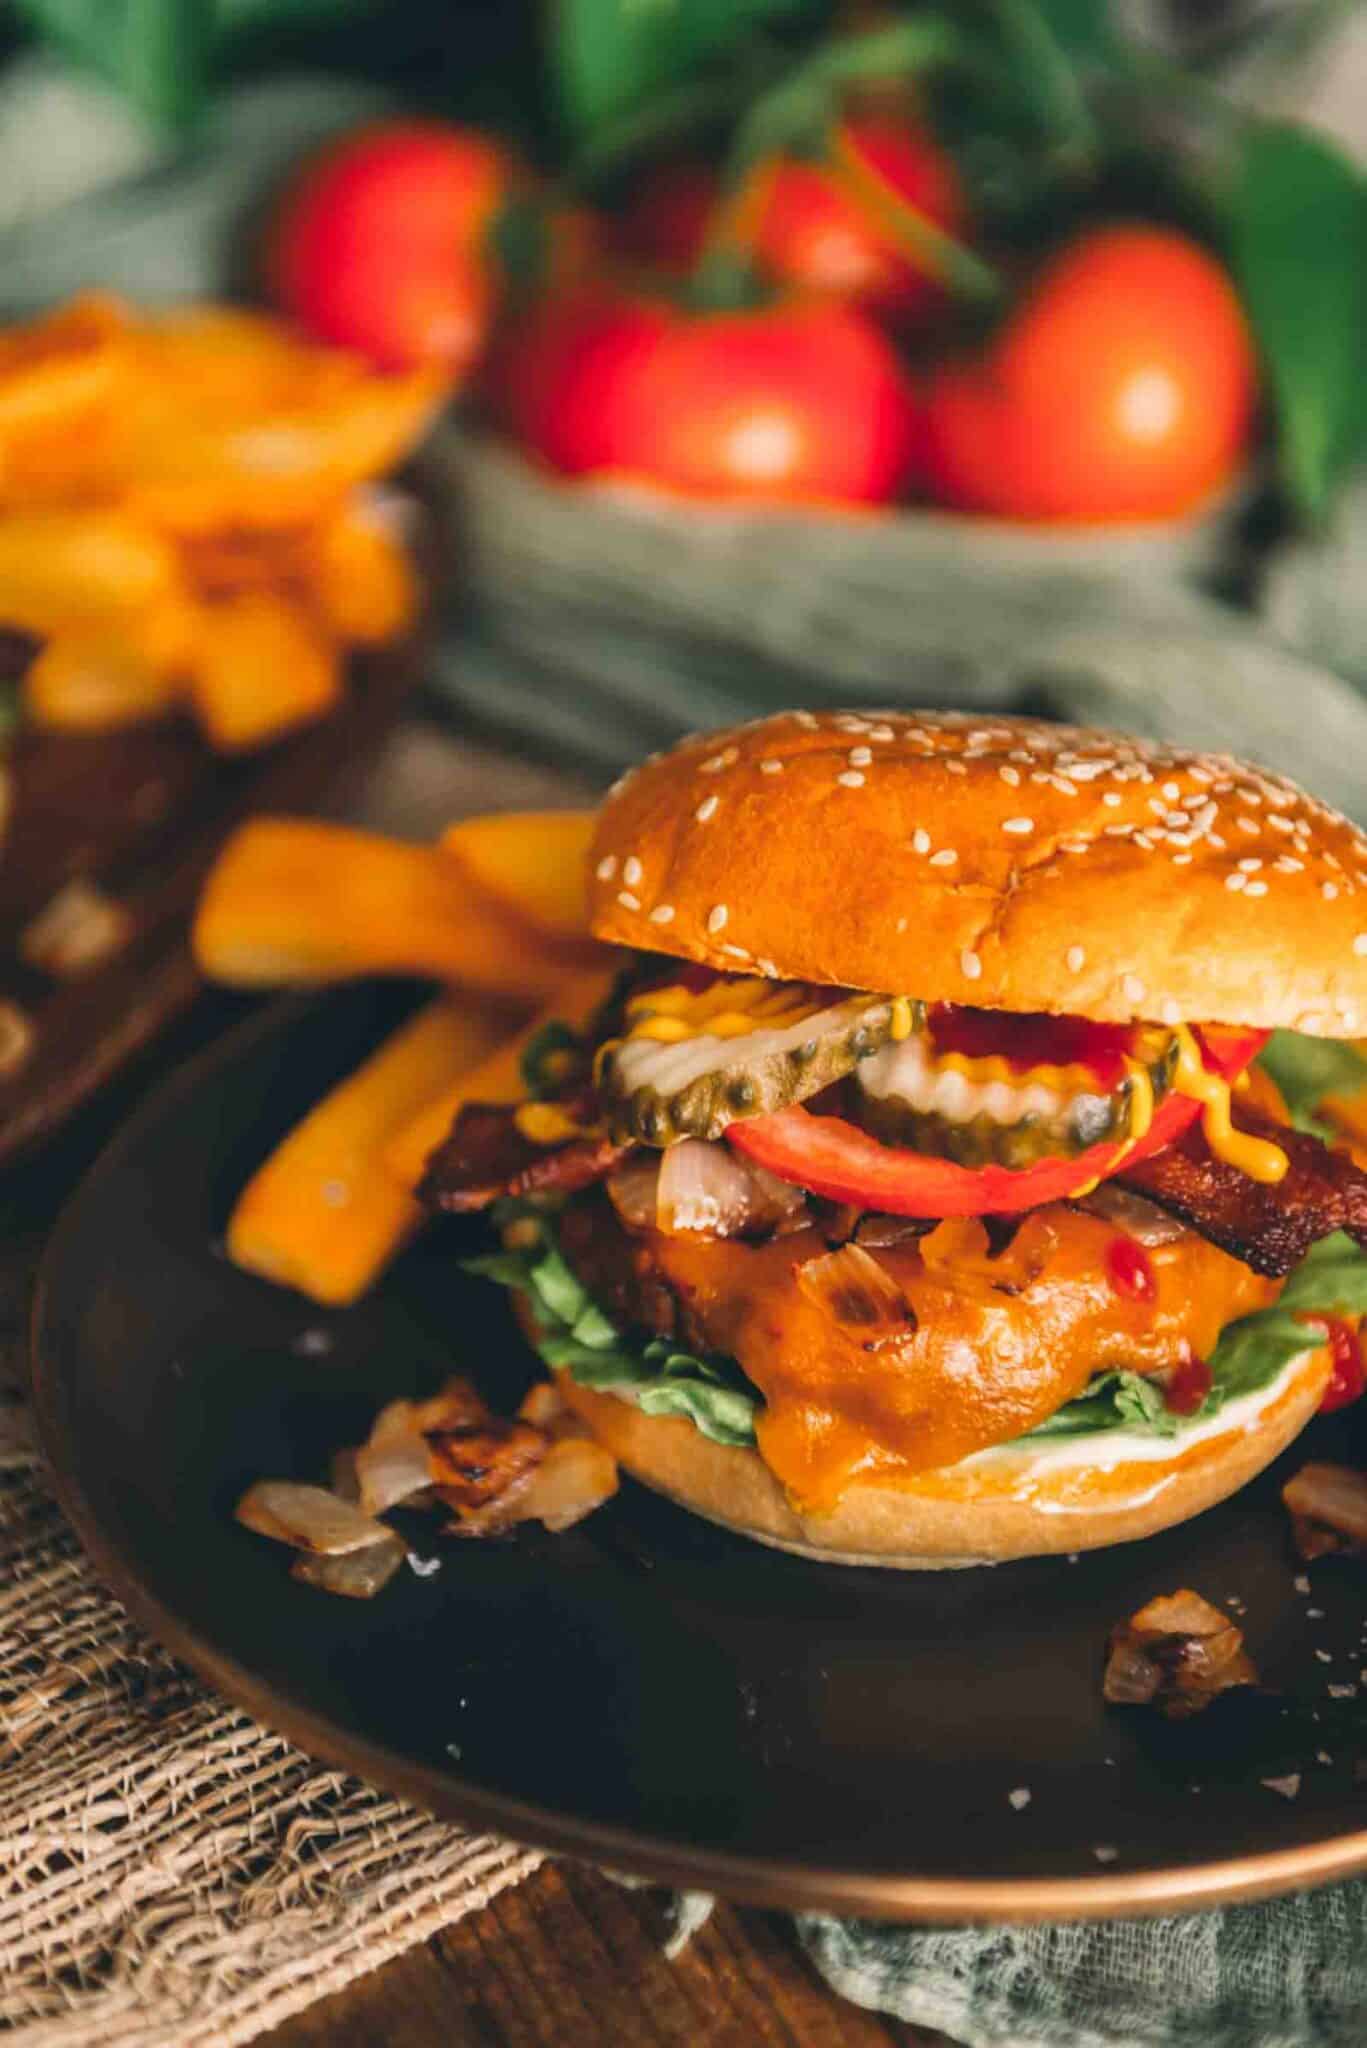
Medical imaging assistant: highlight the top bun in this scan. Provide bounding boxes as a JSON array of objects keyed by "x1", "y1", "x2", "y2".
[{"x1": 587, "y1": 710, "x2": 1367, "y2": 1033}]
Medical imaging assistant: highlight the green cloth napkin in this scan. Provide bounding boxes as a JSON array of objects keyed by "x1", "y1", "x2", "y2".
[{"x1": 4, "y1": 59, "x2": 1367, "y2": 2047}]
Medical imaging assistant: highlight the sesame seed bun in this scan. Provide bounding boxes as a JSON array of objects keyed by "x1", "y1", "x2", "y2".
[
  {"x1": 588, "y1": 712, "x2": 1367, "y2": 1035},
  {"x1": 550, "y1": 1345, "x2": 1330, "y2": 1568}
]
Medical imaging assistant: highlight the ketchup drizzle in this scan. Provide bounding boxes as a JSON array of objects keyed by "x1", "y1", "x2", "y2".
[
  {"x1": 1106, "y1": 1236, "x2": 1157, "y2": 1305},
  {"x1": 1164, "y1": 1351, "x2": 1212, "y2": 1416}
]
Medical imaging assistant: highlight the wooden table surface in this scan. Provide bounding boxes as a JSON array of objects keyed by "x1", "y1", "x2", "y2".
[
  {"x1": 259, "y1": 1860, "x2": 951, "y2": 2048},
  {"x1": 15, "y1": 723, "x2": 954, "y2": 2048}
]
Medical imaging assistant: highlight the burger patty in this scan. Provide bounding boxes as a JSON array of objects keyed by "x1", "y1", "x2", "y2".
[{"x1": 558, "y1": 1191, "x2": 707, "y2": 1351}]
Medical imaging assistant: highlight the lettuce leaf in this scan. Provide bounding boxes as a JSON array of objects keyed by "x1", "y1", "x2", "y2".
[
  {"x1": 464, "y1": 1220, "x2": 762, "y2": 1448},
  {"x1": 1257, "y1": 1031, "x2": 1367, "y2": 1139}
]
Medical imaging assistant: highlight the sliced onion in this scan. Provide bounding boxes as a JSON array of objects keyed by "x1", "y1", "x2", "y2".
[
  {"x1": 235, "y1": 1481, "x2": 393, "y2": 1555},
  {"x1": 291, "y1": 1530, "x2": 406, "y2": 1598},
  {"x1": 656, "y1": 1138, "x2": 806, "y2": 1238},
  {"x1": 1283, "y1": 1463, "x2": 1367, "y2": 1546},
  {"x1": 1074, "y1": 1184, "x2": 1189, "y2": 1246},
  {"x1": 355, "y1": 1433, "x2": 435, "y2": 1516},
  {"x1": 795, "y1": 1242, "x2": 916, "y2": 1347},
  {"x1": 516, "y1": 1436, "x2": 619, "y2": 1532},
  {"x1": 1103, "y1": 1588, "x2": 1256, "y2": 1718}
]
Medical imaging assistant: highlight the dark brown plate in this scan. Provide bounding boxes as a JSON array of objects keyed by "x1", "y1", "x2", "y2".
[
  {"x1": 30, "y1": 986, "x2": 1367, "y2": 1921},
  {"x1": 0, "y1": 480, "x2": 436, "y2": 1167}
]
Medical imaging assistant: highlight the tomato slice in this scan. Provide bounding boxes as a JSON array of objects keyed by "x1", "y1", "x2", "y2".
[{"x1": 725, "y1": 1026, "x2": 1268, "y2": 1217}]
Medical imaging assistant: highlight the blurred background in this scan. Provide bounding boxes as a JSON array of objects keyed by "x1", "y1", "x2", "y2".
[{"x1": 0, "y1": 0, "x2": 1362, "y2": 795}]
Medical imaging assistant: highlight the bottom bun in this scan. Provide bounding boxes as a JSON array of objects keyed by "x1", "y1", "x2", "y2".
[{"x1": 550, "y1": 1349, "x2": 1330, "y2": 1569}]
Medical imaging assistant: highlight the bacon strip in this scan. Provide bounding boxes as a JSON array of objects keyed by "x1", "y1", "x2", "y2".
[
  {"x1": 1117, "y1": 1105, "x2": 1367, "y2": 1278},
  {"x1": 419, "y1": 1102, "x2": 630, "y2": 1213}
]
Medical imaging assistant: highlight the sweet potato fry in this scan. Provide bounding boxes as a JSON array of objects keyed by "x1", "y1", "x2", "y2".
[
  {"x1": 193, "y1": 820, "x2": 608, "y2": 995},
  {"x1": 228, "y1": 993, "x2": 524, "y2": 1304},
  {"x1": 0, "y1": 512, "x2": 180, "y2": 634},
  {"x1": 187, "y1": 592, "x2": 341, "y2": 752},
  {"x1": 306, "y1": 496, "x2": 417, "y2": 645},
  {"x1": 441, "y1": 811, "x2": 596, "y2": 943},
  {"x1": 23, "y1": 634, "x2": 182, "y2": 731},
  {"x1": 385, "y1": 966, "x2": 616, "y2": 1191}
]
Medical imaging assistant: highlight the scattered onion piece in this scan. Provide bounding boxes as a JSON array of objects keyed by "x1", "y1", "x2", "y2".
[
  {"x1": 292, "y1": 1530, "x2": 406, "y2": 1598},
  {"x1": 1103, "y1": 1589, "x2": 1257, "y2": 1719},
  {"x1": 1283, "y1": 1462, "x2": 1367, "y2": 1561},
  {"x1": 795, "y1": 1241, "x2": 917, "y2": 1347},
  {"x1": 235, "y1": 1480, "x2": 394, "y2": 1555}
]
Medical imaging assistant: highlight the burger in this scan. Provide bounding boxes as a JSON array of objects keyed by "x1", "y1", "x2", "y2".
[{"x1": 422, "y1": 712, "x2": 1367, "y2": 1567}]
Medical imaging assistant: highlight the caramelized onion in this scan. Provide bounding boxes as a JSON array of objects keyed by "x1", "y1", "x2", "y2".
[
  {"x1": 355, "y1": 1433, "x2": 434, "y2": 1516},
  {"x1": 1103, "y1": 1589, "x2": 1257, "y2": 1719},
  {"x1": 1283, "y1": 1462, "x2": 1367, "y2": 1558},
  {"x1": 291, "y1": 1531, "x2": 406, "y2": 1598},
  {"x1": 795, "y1": 1241, "x2": 916, "y2": 1347},
  {"x1": 235, "y1": 1481, "x2": 393, "y2": 1556},
  {"x1": 1074, "y1": 1184, "x2": 1189, "y2": 1247},
  {"x1": 614, "y1": 1139, "x2": 807, "y2": 1239}
]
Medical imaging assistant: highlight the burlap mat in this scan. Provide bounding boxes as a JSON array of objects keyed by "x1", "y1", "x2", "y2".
[{"x1": 0, "y1": 1371, "x2": 542, "y2": 2044}]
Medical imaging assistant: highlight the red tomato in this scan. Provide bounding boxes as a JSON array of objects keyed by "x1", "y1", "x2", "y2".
[
  {"x1": 612, "y1": 159, "x2": 718, "y2": 272},
  {"x1": 725, "y1": 1026, "x2": 1267, "y2": 1217},
  {"x1": 488, "y1": 288, "x2": 671, "y2": 474},
  {"x1": 921, "y1": 225, "x2": 1257, "y2": 521},
  {"x1": 622, "y1": 299, "x2": 921, "y2": 505},
  {"x1": 1298, "y1": 1316, "x2": 1366, "y2": 1414},
  {"x1": 756, "y1": 117, "x2": 967, "y2": 323},
  {"x1": 496, "y1": 292, "x2": 920, "y2": 506},
  {"x1": 268, "y1": 121, "x2": 520, "y2": 374}
]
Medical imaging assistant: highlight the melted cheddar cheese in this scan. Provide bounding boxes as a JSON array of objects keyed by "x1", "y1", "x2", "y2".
[{"x1": 647, "y1": 1207, "x2": 1277, "y2": 1512}]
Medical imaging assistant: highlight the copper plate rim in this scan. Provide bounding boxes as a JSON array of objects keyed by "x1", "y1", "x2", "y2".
[{"x1": 26, "y1": 1008, "x2": 1367, "y2": 1925}]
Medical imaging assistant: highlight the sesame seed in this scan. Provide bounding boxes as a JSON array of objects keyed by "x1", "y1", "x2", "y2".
[
  {"x1": 1245, "y1": 880, "x2": 1268, "y2": 897},
  {"x1": 699, "y1": 754, "x2": 726, "y2": 774},
  {"x1": 721, "y1": 942, "x2": 751, "y2": 960},
  {"x1": 1355, "y1": 934, "x2": 1367, "y2": 956},
  {"x1": 596, "y1": 855, "x2": 617, "y2": 881},
  {"x1": 1002, "y1": 817, "x2": 1034, "y2": 836},
  {"x1": 1123, "y1": 974, "x2": 1147, "y2": 1005},
  {"x1": 695, "y1": 795, "x2": 719, "y2": 823},
  {"x1": 867, "y1": 725, "x2": 896, "y2": 742},
  {"x1": 756, "y1": 958, "x2": 780, "y2": 978},
  {"x1": 961, "y1": 949, "x2": 982, "y2": 981},
  {"x1": 1324, "y1": 882, "x2": 1340, "y2": 900},
  {"x1": 1238, "y1": 857, "x2": 1262, "y2": 873},
  {"x1": 648, "y1": 904, "x2": 675, "y2": 925},
  {"x1": 945, "y1": 760, "x2": 967, "y2": 775},
  {"x1": 929, "y1": 848, "x2": 958, "y2": 867},
  {"x1": 707, "y1": 904, "x2": 729, "y2": 934},
  {"x1": 622, "y1": 856, "x2": 643, "y2": 886},
  {"x1": 1225, "y1": 872, "x2": 1247, "y2": 892},
  {"x1": 1237, "y1": 817, "x2": 1260, "y2": 836},
  {"x1": 617, "y1": 891, "x2": 641, "y2": 911},
  {"x1": 912, "y1": 829, "x2": 931, "y2": 855},
  {"x1": 895, "y1": 917, "x2": 908, "y2": 933},
  {"x1": 1103, "y1": 792, "x2": 1123, "y2": 808},
  {"x1": 1171, "y1": 852, "x2": 1193, "y2": 865},
  {"x1": 999, "y1": 765, "x2": 1021, "y2": 787},
  {"x1": 1275, "y1": 857, "x2": 1304, "y2": 872},
  {"x1": 848, "y1": 746, "x2": 872, "y2": 767},
  {"x1": 759, "y1": 758, "x2": 783, "y2": 775},
  {"x1": 1162, "y1": 781, "x2": 1181, "y2": 801},
  {"x1": 837, "y1": 770, "x2": 866, "y2": 789},
  {"x1": 1066, "y1": 945, "x2": 1086, "y2": 973},
  {"x1": 1160, "y1": 998, "x2": 1182, "y2": 1025},
  {"x1": 793, "y1": 710, "x2": 818, "y2": 729}
]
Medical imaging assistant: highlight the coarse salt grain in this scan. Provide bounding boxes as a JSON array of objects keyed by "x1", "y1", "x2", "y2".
[{"x1": 1008, "y1": 1788, "x2": 1031, "y2": 1811}]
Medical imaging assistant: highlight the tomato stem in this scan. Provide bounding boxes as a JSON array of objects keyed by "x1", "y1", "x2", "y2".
[{"x1": 826, "y1": 119, "x2": 1002, "y2": 304}]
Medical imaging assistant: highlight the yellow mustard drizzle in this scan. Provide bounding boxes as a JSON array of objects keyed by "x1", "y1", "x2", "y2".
[
  {"x1": 622, "y1": 977, "x2": 830, "y2": 1044},
  {"x1": 890, "y1": 997, "x2": 914, "y2": 1042},
  {"x1": 514, "y1": 1102, "x2": 587, "y2": 1145},
  {"x1": 1171, "y1": 1025, "x2": 1288, "y2": 1184},
  {"x1": 930, "y1": 1048, "x2": 1121, "y2": 1094}
]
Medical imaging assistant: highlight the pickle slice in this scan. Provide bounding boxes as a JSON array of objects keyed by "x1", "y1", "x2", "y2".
[
  {"x1": 851, "y1": 1030, "x2": 1179, "y2": 1170},
  {"x1": 600, "y1": 991, "x2": 919, "y2": 1145}
]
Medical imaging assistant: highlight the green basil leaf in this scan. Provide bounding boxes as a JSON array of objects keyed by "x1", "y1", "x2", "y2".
[
  {"x1": 1232, "y1": 122, "x2": 1367, "y2": 521},
  {"x1": 550, "y1": 0, "x2": 822, "y2": 139},
  {"x1": 1258, "y1": 1030, "x2": 1367, "y2": 1136}
]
